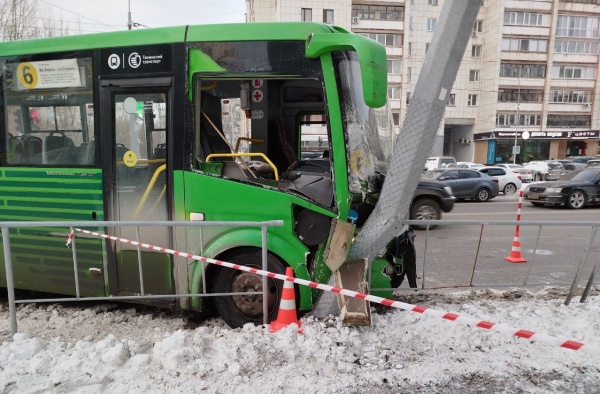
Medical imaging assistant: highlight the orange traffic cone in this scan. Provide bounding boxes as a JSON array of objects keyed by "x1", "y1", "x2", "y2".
[
  {"x1": 505, "y1": 230, "x2": 527, "y2": 263},
  {"x1": 269, "y1": 267, "x2": 302, "y2": 333}
]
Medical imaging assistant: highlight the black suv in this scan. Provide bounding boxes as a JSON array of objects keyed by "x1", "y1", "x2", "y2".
[{"x1": 410, "y1": 180, "x2": 455, "y2": 229}]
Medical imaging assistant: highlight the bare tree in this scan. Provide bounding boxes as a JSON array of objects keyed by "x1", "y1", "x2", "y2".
[{"x1": 0, "y1": 0, "x2": 79, "y2": 41}]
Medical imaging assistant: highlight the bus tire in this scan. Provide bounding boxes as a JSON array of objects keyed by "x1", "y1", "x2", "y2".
[{"x1": 213, "y1": 248, "x2": 286, "y2": 328}]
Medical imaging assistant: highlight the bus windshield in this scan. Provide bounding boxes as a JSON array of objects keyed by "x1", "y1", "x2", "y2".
[{"x1": 334, "y1": 51, "x2": 394, "y2": 191}]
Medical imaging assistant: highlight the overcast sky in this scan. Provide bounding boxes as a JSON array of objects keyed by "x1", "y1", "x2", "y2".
[{"x1": 38, "y1": 0, "x2": 247, "y2": 33}]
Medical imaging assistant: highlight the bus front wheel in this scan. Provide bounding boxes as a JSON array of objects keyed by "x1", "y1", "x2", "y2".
[{"x1": 213, "y1": 248, "x2": 286, "y2": 328}]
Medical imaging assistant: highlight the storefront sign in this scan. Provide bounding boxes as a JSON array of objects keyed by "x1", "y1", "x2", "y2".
[{"x1": 474, "y1": 130, "x2": 600, "y2": 141}]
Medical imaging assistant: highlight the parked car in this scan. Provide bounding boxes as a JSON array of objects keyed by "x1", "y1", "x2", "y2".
[
  {"x1": 421, "y1": 168, "x2": 499, "y2": 202},
  {"x1": 562, "y1": 162, "x2": 587, "y2": 174},
  {"x1": 585, "y1": 160, "x2": 600, "y2": 168},
  {"x1": 567, "y1": 156, "x2": 595, "y2": 164},
  {"x1": 409, "y1": 180, "x2": 456, "y2": 229},
  {"x1": 523, "y1": 161, "x2": 565, "y2": 181},
  {"x1": 424, "y1": 156, "x2": 456, "y2": 172},
  {"x1": 523, "y1": 168, "x2": 600, "y2": 209},
  {"x1": 456, "y1": 161, "x2": 485, "y2": 169},
  {"x1": 477, "y1": 166, "x2": 522, "y2": 194},
  {"x1": 497, "y1": 163, "x2": 534, "y2": 183}
]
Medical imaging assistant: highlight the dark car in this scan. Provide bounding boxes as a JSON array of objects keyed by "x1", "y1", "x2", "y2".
[
  {"x1": 523, "y1": 168, "x2": 600, "y2": 209},
  {"x1": 410, "y1": 180, "x2": 455, "y2": 229},
  {"x1": 421, "y1": 168, "x2": 499, "y2": 202}
]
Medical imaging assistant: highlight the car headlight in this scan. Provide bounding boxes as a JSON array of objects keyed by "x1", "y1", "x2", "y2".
[
  {"x1": 546, "y1": 187, "x2": 562, "y2": 193},
  {"x1": 443, "y1": 186, "x2": 453, "y2": 196}
]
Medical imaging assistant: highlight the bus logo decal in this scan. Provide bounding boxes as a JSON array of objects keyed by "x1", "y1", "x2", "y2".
[
  {"x1": 128, "y1": 53, "x2": 142, "y2": 68},
  {"x1": 108, "y1": 54, "x2": 121, "y2": 69}
]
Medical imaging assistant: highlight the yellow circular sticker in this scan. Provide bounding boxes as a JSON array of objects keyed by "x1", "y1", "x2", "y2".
[
  {"x1": 123, "y1": 150, "x2": 138, "y2": 167},
  {"x1": 349, "y1": 149, "x2": 372, "y2": 178},
  {"x1": 17, "y1": 62, "x2": 39, "y2": 89}
]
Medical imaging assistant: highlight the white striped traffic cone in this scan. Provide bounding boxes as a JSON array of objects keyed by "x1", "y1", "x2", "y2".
[
  {"x1": 505, "y1": 230, "x2": 527, "y2": 263},
  {"x1": 269, "y1": 267, "x2": 302, "y2": 333}
]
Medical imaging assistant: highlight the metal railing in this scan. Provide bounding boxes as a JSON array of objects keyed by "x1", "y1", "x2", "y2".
[
  {"x1": 403, "y1": 219, "x2": 600, "y2": 305},
  {"x1": 1, "y1": 220, "x2": 283, "y2": 335}
]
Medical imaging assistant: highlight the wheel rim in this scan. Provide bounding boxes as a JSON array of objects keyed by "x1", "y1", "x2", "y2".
[
  {"x1": 415, "y1": 205, "x2": 438, "y2": 221},
  {"x1": 230, "y1": 271, "x2": 278, "y2": 318},
  {"x1": 569, "y1": 192, "x2": 585, "y2": 208},
  {"x1": 478, "y1": 189, "x2": 489, "y2": 201},
  {"x1": 504, "y1": 184, "x2": 516, "y2": 194}
]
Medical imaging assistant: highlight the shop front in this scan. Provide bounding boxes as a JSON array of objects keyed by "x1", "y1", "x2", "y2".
[{"x1": 473, "y1": 130, "x2": 600, "y2": 165}]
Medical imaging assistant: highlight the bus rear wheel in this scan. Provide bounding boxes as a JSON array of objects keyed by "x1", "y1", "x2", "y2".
[{"x1": 213, "y1": 248, "x2": 286, "y2": 328}]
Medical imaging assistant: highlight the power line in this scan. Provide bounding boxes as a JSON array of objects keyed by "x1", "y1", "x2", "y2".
[{"x1": 38, "y1": 0, "x2": 120, "y2": 31}]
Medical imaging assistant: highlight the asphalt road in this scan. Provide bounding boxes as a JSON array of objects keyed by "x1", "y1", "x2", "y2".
[{"x1": 408, "y1": 190, "x2": 600, "y2": 293}]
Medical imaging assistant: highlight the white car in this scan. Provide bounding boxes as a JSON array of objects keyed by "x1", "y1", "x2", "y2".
[
  {"x1": 477, "y1": 166, "x2": 523, "y2": 194},
  {"x1": 496, "y1": 163, "x2": 534, "y2": 183},
  {"x1": 523, "y1": 161, "x2": 565, "y2": 181},
  {"x1": 457, "y1": 162, "x2": 485, "y2": 169}
]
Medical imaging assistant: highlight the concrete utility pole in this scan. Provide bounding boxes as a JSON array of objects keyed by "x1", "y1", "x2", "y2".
[{"x1": 349, "y1": 0, "x2": 482, "y2": 262}]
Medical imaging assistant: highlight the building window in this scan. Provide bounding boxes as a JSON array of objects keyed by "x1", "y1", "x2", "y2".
[
  {"x1": 504, "y1": 12, "x2": 544, "y2": 26},
  {"x1": 428, "y1": 0, "x2": 438, "y2": 5},
  {"x1": 388, "y1": 87, "x2": 401, "y2": 100},
  {"x1": 407, "y1": 67, "x2": 412, "y2": 82},
  {"x1": 392, "y1": 112, "x2": 400, "y2": 126},
  {"x1": 502, "y1": 38, "x2": 548, "y2": 52},
  {"x1": 469, "y1": 70, "x2": 480, "y2": 82},
  {"x1": 387, "y1": 59, "x2": 402, "y2": 75},
  {"x1": 500, "y1": 63, "x2": 546, "y2": 78},
  {"x1": 408, "y1": 42, "x2": 412, "y2": 56},
  {"x1": 554, "y1": 39, "x2": 599, "y2": 55},
  {"x1": 427, "y1": 18, "x2": 437, "y2": 31},
  {"x1": 552, "y1": 65, "x2": 596, "y2": 79},
  {"x1": 549, "y1": 90, "x2": 593, "y2": 104},
  {"x1": 468, "y1": 94, "x2": 478, "y2": 106},
  {"x1": 473, "y1": 20, "x2": 483, "y2": 33},
  {"x1": 547, "y1": 114, "x2": 591, "y2": 128},
  {"x1": 556, "y1": 15, "x2": 599, "y2": 39},
  {"x1": 498, "y1": 89, "x2": 544, "y2": 103},
  {"x1": 323, "y1": 9, "x2": 334, "y2": 24},
  {"x1": 496, "y1": 113, "x2": 542, "y2": 127},
  {"x1": 471, "y1": 45, "x2": 482, "y2": 57},
  {"x1": 425, "y1": 43, "x2": 430, "y2": 54},
  {"x1": 406, "y1": 91, "x2": 411, "y2": 104},
  {"x1": 447, "y1": 94, "x2": 456, "y2": 106},
  {"x1": 360, "y1": 33, "x2": 403, "y2": 47},
  {"x1": 351, "y1": 5, "x2": 404, "y2": 21},
  {"x1": 301, "y1": 8, "x2": 312, "y2": 22}
]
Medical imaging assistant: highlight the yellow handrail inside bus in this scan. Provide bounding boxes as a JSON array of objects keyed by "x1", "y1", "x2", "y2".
[
  {"x1": 234, "y1": 137, "x2": 264, "y2": 153},
  {"x1": 206, "y1": 153, "x2": 279, "y2": 181},
  {"x1": 116, "y1": 158, "x2": 166, "y2": 165},
  {"x1": 133, "y1": 164, "x2": 167, "y2": 219}
]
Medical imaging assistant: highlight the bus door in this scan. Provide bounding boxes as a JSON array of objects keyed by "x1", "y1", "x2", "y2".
[{"x1": 100, "y1": 78, "x2": 174, "y2": 299}]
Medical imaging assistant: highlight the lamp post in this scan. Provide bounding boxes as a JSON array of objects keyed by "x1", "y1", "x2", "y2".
[{"x1": 513, "y1": 74, "x2": 521, "y2": 164}]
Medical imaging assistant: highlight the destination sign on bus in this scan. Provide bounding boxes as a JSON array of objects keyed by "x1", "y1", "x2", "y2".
[{"x1": 14, "y1": 59, "x2": 82, "y2": 91}]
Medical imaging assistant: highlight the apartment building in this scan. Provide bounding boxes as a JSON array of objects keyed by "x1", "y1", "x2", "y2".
[{"x1": 246, "y1": 0, "x2": 600, "y2": 164}]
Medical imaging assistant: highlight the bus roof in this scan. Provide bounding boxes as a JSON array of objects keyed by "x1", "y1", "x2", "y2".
[{"x1": 0, "y1": 22, "x2": 340, "y2": 56}]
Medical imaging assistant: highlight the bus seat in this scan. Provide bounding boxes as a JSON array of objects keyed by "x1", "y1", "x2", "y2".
[
  {"x1": 19, "y1": 135, "x2": 42, "y2": 163},
  {"x1": 78, "y1": 140, "x2": 96, "y2": 165},
  {"x1": 44, "y1": 132, "x2": 74, "y2": 153},
  {"x1": 6, "y1": 134, "x2": 23, "y2": 163},
  {"x1": 200, "y1": 93, "x2": 231, "y2": 159}
]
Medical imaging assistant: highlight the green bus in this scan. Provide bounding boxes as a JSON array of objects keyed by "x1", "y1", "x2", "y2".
[{"x1": 0, "y1": 22, "x2": 414, "y2": 327}]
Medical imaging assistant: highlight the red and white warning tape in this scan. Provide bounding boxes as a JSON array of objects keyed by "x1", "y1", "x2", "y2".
[{"x1": 67, "y1": 227, "x2": 600, "y2": 356}]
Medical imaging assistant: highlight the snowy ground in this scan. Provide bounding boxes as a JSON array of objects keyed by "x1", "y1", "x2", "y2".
[{"x1": 1, "y1": 287, "x2": 599, "y2": 393}]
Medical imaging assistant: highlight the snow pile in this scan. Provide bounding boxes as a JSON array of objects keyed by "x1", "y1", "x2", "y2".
[{"x1": 1, "y1": 288, "x2": 599, "y2": 393}]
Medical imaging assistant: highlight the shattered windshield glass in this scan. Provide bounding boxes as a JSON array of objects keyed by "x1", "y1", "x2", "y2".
[{"x1": 334, "y1": 51, "x2": 394, "y2": 193}]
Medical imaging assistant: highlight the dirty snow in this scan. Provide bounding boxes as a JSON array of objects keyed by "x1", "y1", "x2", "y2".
[{"x1": 1, "y1": 288, "x2": 599, "y2": 393}]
